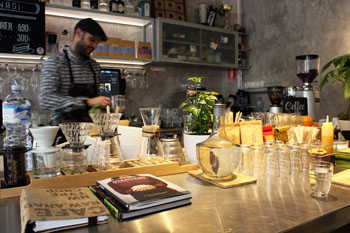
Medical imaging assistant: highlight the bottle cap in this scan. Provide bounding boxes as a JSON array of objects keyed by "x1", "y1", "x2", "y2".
[
  {"x1": 11, "y1": 85, "x2": 21, "y2": 92},
  {"x1": 213, "y1": 103, "x2": 225, "y2": 116}
]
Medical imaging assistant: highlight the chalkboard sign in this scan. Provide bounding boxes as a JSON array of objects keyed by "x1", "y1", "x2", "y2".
[
  {"x1": 282, "y1": 97, "x2": 308, "y2": 115},
  {"x1": 0, "y1": 0, "x2": 45, "y2": 55}
]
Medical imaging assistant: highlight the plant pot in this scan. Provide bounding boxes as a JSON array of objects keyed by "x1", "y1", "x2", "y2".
[
  {"x1": 183, "y1": 133, "x2": 210, "y2": 164},
  {"x1": 338, "y1": 120, "x2": 350, "y2": 131}
]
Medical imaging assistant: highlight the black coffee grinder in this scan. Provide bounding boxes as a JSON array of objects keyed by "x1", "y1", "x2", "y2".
[
  {"x1": 267, "y1": 86, "x2": 285, "y2": 114},
  {"x1": 295, "y1": 54, "x2": 320, "y2": 120}
]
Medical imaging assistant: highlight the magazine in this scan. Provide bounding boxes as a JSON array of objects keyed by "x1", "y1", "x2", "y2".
[{"x1": 96, "y1": 174, "x2": 192, "y2": 211}]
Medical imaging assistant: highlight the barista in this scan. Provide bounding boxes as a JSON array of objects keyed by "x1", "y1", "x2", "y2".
[{"x1": 39, "y1": 18, "x2": 111, "y2": 124}]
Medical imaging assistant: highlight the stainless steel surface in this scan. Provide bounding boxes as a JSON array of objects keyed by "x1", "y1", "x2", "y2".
[
  {"x1": 295, "y1": 90, "x2": 316, "y2": 120},
  {"x1": 1, "y1": 173, "x2": 349, "y2": 233},
  {"x1": 269, "y1": 106, "x2": 283, "y2": 114}
]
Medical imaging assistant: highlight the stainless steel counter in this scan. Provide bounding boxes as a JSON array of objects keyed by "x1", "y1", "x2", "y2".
[{"x1": 1, "y1": 172, "x2": 349, "y2": 233}]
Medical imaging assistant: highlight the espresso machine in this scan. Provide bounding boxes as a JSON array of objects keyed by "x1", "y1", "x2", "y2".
[{"x1": 294, "y1": 54, "x2": 320, "y2": 120}]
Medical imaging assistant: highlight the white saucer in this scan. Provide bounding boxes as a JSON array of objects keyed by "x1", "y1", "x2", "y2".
[{"x1": 31, "y1": 147, "x2": 60, "y2": 154}]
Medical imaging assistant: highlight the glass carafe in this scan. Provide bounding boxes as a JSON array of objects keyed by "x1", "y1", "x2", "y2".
[
  {"x1": 196, "y1": 104, "x2": 240, "y2": 179},
  {"x1": 138, "y1": 108, "x2": 164, "y2": 161}
]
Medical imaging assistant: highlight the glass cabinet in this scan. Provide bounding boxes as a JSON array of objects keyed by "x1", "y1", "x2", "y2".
[{"x1": 155, "y1": 18, "x2": 239, "y2": 68}]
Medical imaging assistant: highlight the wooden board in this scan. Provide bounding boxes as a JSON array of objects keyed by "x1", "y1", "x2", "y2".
[
  {"x1": 188, "y1": 169, "x2": 257, "y2": 189},
  {"x1": 0, "y1": 159, "x2": 197, "y2": 199},
  {"x1": 332, "y1": 169, "x2": 350, "y2": 187}
]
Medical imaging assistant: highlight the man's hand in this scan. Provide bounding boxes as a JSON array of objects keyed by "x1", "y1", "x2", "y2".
[{"x1": 86, "y1": 96, "x2": 111, "y2": 107}]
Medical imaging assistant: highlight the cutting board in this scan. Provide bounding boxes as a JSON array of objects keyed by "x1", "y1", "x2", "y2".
[
  {"x1": 332, "y1": 169, "x2": 350, "y2": 187},
  {"x1": 188, "y1": 169, "x2": 257, "y2": 189}
]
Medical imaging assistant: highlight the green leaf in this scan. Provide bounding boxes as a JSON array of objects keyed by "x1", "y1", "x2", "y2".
[
  {"x1": 320, "y1": 59, "x2": 333, "y2": 74},
  {"x1": 345, "y1": 78, "x2": 350, "y2": 99}
]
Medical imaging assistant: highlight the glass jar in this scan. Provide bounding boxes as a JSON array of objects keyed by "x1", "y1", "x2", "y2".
[
  {"x1": 61, "y1": 147, "x2": 88, "y2": 175},
  {"x1": 197, "y1": 104, "x2": 239, "y2": 179}
]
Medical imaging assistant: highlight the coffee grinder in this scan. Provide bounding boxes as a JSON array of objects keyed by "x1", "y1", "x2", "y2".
[
  {"x1": 267, "y1": 86, "x2": 285, "y2": 114},
  {"x1": 295, "y1": 54, "x2": 320, "y2": 120}
]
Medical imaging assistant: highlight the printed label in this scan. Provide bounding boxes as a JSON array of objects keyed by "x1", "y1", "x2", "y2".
[{"x1": 3, "y1": 105, "x2": 31, "y2": 124}]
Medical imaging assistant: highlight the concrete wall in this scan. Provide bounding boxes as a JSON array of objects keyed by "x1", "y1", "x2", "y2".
[{"x1": 242, "y1": 0, "x2": 350, "y2": 119}]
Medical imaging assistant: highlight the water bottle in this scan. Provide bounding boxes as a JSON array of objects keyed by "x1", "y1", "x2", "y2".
[{"x1": 2, "y1": 85, "x2": 31, "y2": 148}]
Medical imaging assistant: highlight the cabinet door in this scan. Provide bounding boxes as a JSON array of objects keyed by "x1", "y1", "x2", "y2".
[
  {"x1": 160, "y1": 22, "x2": 201, "y2": 61},
  {"x1": 201, "y1": 30, "x2": 237, "y2": 65}
]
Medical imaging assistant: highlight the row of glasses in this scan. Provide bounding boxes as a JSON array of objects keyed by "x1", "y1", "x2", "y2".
[
  {"x1": 236, "y1": 142, "x2": 324, "y2": 180},
  {"x1": 0, "y1": 63, "x2": 42, "y2": 93},
  {"x1": 122, "y1": 69, "x2": 149, "y2": 89}
]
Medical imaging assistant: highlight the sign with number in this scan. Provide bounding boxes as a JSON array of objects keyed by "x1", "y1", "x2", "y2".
[
  {"x1": 0, "y1": 0, "x2": 45, "y2": 55},
  {"x1": 282, "y1": 97, "x2": 308, "y2": 115}
]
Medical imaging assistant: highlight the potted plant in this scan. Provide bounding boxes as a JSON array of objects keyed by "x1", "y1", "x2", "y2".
[
  {"x1": 320, "y1": 54, "x2": 350, "y2": 134},
  {"x1": 179, "y1": 77, "x2": 218, "y2": 163}
]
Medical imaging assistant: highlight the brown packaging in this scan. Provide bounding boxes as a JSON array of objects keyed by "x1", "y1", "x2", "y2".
[
  {"x1": 221, "y1": 123, "x2": 241, "y2": 144},
  {"x1": 137, "y1": 41, "x2": 152, "y2": 59},
  {"x1": 108, "y1": 38, "x2": 123, "y2": 57},
  {"x1": 240, "y1": 120, "x2": 263, "y2": 144},
  {"x1": 122, "y1": 40, "x2": 136, "y2": 58},
  {"x1": 20, "y1": 187, "x2": 109, "y2": 233}
]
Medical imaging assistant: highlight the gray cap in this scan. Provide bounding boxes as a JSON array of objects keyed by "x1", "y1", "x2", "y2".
[{"x1": 213, "y1": 103, "x2": 226, "y2": 116}]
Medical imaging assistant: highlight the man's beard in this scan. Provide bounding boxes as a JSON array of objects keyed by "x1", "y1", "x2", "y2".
[{"x1": 75, "y1": 37, "x2": 93, "y2": 59}]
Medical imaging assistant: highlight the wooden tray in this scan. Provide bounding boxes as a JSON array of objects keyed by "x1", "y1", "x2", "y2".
[
  {"x1": 188, "y1": 169, "x2": 257, "y2": 189},
  {"x1": 0, "y1": 159, "x2": 197, "y2": 199}
]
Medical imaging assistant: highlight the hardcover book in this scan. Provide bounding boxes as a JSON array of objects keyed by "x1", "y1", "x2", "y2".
[
  {"x1": 90, "y1": 186, "x2": 191, "y2": 220},
  {"x1": 96, "y1": 174, "x2": 192, "y2": 211},
  {"x1": 20, "y1": 187, "x2": 109, "y2": 233}
]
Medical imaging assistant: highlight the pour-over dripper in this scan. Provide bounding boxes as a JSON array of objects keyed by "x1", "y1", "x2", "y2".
[
  {"x1": 138, "y1": 108, "x2": 164, "y2": 160},
  {"x1": 59, "y1": 122, "x2": 93, "y2": 148},
  {"x1": 30, "y1": 126, "x2": 59, "y2": 149},
  {"x1": 267, "y1": 86, "x2": 285, "y2": 107},
  {"x1": 89, "y1": 113, "x2": 122, "y2": 136},
  {"x1": 296, "y1": 54, "x2": 320, "y2": 88},
  {"x1": 140, "y1": 108, "x2": 160, "y2": 126}
]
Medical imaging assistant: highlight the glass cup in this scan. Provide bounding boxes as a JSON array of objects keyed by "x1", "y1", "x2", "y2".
[
  {"x1": 236, "y1": 144, "x2": 253, "y2": 176},
  {"x1": 309, "y1": 161, "x2": 334, "y2": 198},
  {"x1": 32, "y1": 149, "x2": 61, "y2": 178},
  {"x1": 333, "y1": 140, "x2": 348, "y2": 152},
  {"x1": 111, "y1": 95, "x2": 126, "y2": 113}
]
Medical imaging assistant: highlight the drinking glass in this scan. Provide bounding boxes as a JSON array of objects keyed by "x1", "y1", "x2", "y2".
[
  {"x1": 264, "y1": 144, "x2": 279, "y2": 176},
  {"x1": 309, "y1": 161, "x2": 334, "y2": 198},
  {"x1": 276, "y1": 143, "x2": 290, "y2": 177},
  {"x1": 236, "y1": 144, "x2": 253, "y2": 176},
  {"x1": 111, "y1": 95, "x2": 126, "y2": 113}
]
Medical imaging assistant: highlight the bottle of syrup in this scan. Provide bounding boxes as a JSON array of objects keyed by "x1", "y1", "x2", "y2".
[{"x1": 321, "y1": 115, "x2": 334, "y2": 154}]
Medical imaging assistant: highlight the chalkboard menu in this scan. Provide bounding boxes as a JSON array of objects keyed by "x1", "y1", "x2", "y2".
[
  {"x1": 0, "y1": 0, "x2": 45, "y2": 55},
  {"x1": 282, "y1": 97, "x2": 308, "y2": 115}
]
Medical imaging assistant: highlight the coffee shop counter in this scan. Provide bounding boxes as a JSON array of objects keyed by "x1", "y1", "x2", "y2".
[{"x1": 1, "y1": 172, "x2": 349, "y2": 233}]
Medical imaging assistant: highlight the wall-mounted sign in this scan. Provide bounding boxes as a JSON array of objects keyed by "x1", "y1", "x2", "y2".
[
  {"x1": 0, "y1": 0, "x2": 45, "y2": 55},
  {"x1": 282, "y1": 97, "x2": 308, "y2": 115}
]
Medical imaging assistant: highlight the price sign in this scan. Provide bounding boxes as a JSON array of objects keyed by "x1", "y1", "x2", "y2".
[
  {"x1": 282, "y1": 97, "x2": 308, "y2": 115},
  {"x1": 0, "y1": 0, "x2": 45, "y2": 55}
]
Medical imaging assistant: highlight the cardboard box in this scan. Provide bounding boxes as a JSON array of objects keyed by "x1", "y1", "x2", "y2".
[
  {"x1": 164, "y1": 0, "x2": 175, "y2": 11},
  {"x1": 155, "y1": 10, "x2": 165, "y2": 18},
  {"x1": 165, "y1": 10, "x2": 176, "y2": 20},
  {"x1": 176, "y1": 13, "x2": 185, "y2": 21},
  {"x1": 154, "y1": 0, "x2": 165, "y2": 10},
  {"x1": 122, "y1": 40, "x2": 136, "y2": 58},
  {"x1": 174, "y1": 2, "x2": 184, "y2": 13},
  {"x1": 108, "y1": 38, "x2": 123, "y2": 57},
  {"x1": 93, "y1": 41, "x2": 108, "y2": 56},
  {"x1": 137, "y1": 41, "x2": 152, "y2": 59}
]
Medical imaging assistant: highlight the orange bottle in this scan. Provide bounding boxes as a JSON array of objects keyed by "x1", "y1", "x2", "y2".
[{"x1": 321, "y1": 115, "x2": 334, "y2": 154}]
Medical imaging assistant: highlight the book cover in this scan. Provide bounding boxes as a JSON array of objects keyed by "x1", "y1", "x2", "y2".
[
  {"x1": 90, "y1": 186, "x2": 191, "y2": 220},
  {"x1": 96, "y1": 174, "x2": 192, "y2": 211},
  {"x1": 20, "y1": 187, "x2": 109, "y2": 233}
]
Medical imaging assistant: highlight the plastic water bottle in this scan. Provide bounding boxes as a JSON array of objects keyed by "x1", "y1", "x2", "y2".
[{"x1": 2, "y1": 85, "x2": 31, "y2": 148}]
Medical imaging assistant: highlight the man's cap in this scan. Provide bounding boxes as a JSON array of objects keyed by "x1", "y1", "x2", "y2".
[{"x1": 74, "y1": 18, "x2": 107, "y2": 41}]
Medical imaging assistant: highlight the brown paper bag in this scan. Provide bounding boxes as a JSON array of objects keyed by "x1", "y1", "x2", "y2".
[
  {"x1": 221, "y1": 123, "x2": 241, "y2": 144},
  {"x1": 239, "y1": 120, "x2": 263, "y2": 144}
]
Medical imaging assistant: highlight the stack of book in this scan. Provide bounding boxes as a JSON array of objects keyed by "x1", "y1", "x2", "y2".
[{"x1": 91, "y1": 174, "x2": 192, "y2": 220}]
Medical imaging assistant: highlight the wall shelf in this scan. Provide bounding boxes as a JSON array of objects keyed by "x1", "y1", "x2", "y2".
[{"x1": 45, "y1": 4, "x2": 153, "y2": 27}]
